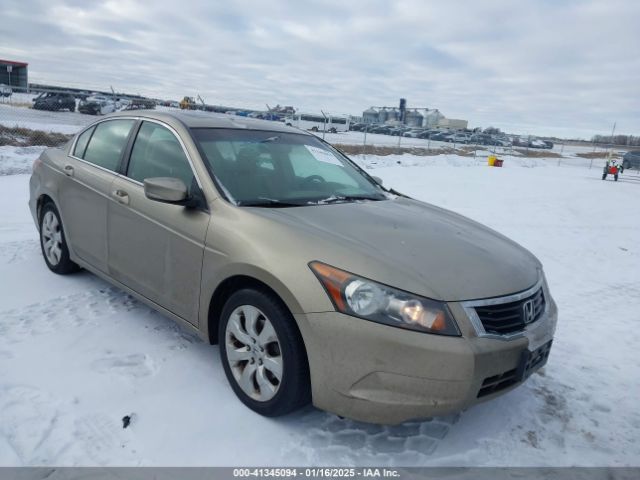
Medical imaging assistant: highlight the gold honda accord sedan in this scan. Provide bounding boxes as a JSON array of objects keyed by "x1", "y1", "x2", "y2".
[{"x1": 29, "y1": 110, "x2": 557, "y2": 424}]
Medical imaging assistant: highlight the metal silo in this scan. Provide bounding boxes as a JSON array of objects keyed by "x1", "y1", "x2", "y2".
[
  {"x1": 423, "y1": 109, "x2": 445, "y2": 128},
  {"x1": 386, "y1": 108, "x2": 398, "y2": 123},
  {"x1": 405, "y1": 109, "x2": 424, "y2": 127},
  {"x1": 363, "y1": 107, "x2": 379, "y2": 124},
  {"x1": 377, "y1": 108, "x2": 388, "y2": 123}
]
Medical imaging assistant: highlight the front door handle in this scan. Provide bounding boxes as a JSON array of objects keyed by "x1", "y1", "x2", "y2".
[
  {"x1": 63, "y1": 165, "x2": 74, "y2": 177},
  {"x1": 112, "y1": 189, "x2": 130, "y2": 205}
]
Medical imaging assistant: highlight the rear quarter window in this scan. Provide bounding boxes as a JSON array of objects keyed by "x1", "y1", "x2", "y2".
[
  {"x1": 73, "y1": 126, "x2": 95, "y2": 158},
  {"x1": 82, "y1": 119, "x2": 135, "y2": 172}
]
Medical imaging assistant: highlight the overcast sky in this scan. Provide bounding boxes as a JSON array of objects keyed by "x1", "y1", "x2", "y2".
[{"x1": 1, "y1": 0, "x2": 638, "y2": 138}]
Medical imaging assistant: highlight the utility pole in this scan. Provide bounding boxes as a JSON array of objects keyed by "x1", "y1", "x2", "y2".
[
  {"x1": 610, "y1": 121, "x2": 616, "y2": 149},
  {"x1": 320, "y1": 110, "x2": 327, "y2": 140}
]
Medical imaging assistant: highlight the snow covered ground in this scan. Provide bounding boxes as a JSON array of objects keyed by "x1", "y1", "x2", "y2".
[
  {"x1": 0, "y1": 147, "x2": 639, "y2": 467},
  {"x1": 0, "y1": 103, "x2": 92, "y2": 135}
]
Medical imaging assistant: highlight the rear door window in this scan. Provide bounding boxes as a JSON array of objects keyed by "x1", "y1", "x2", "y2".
[{"x1": 82, "y1": 119, "x2": 135, "y2": 172}]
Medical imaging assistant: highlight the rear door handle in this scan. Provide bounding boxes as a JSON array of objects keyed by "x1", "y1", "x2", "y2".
[
  {"x1": 112, "y1": 189, "x2": 130, "y2": 205},
  {"x1": 63, "y1": 165, "x2": 74, "y2": 177}
]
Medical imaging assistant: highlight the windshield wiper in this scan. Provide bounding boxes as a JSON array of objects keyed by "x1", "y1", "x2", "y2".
[
  {"x1": 317, "y1": 195, "x2": 386, "y2": 204},
  {"x1": 237, "y1": 199, "x2": 304, "y2": 208}
]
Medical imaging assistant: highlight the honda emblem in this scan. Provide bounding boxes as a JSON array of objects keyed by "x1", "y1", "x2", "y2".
[{"x1": 522, "y1": 299, "x2": 535, "y2": 324}]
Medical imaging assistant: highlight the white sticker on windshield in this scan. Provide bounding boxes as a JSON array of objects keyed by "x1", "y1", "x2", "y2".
[{"x1": 304, "y1": 145, "x2": 343, "y2": 166}]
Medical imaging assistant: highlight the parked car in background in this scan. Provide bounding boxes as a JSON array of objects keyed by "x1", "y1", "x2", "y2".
[
  {"x1": 493, "y1": 137, "x2": 513, "y2": 147},
  {"x1": 0, "y1": 84, "x2": 12, "y2": 97},
  {"x1": 29, "y1": 110, "x2": 557, "y2": 425},
  {"x1": 529, "y1": 139, "x2": 547, "y2": 149},
  {"x1": 428, "y1": 132, "x2": 450, "y2": 141},
  {"x1": 470, "y1": 134, "x2": 494, "y2": 145},
  {"x1": 623, "y1": 150, "x2": 640, "y2": 170},
  {"x1": 388, "y1": 126, "x2": 408, "y2": 136},
  {"x1": 542, "y1": 140, "x2": 554, "y2": 149},
  {"x1": 417, "y1": 129, "x2": 439, "y2": 139},
  {"x1": 370, "y1": 125, "x2": 392, "y2": 134},
  {"x1": 512, "y1": 136, "x2": 529, "y2": 147},
  {"x1": 123, "y1": 98, "x2": 156, "y2": 111},
  {"x1": 32, "y1": 92, "x2": 76, "y2": 112},
  {"x1": 402, "y1": 129, "x2": 424, "y2": 138},
  {"x1": 445, "y1": 133, "x2": 471, "y2": 144},
  {"x1": 78, "y1": 95, "x2": 117, "y2": 115}
]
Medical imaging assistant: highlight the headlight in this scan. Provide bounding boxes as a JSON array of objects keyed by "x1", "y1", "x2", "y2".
[{"x1": 309, "y1": 261, "x2": 460, "y2": 336}]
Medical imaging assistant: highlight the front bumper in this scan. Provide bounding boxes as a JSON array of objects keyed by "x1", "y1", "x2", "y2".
[{"x1": 297, "y1": 290, "x2": 557, "y2": 424}]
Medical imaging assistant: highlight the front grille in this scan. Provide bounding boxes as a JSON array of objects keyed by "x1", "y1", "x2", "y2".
[
  {"x1": 474, "y1": 287, "x2": 545, "y2": 335},
  {"x1": 477, "y1": 340, "x2": 553, "y2": 398}
]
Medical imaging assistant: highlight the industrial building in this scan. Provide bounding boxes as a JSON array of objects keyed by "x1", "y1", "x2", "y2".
[
  {"x1": 436, "y1": 118, "x2": 468, "y2": 130},
  {"x1": 361, "y1": 99, "x2": 466, "y2": 130},
  {"x1": 0, "y1": 59, "x2": 28, "y2": 89}
]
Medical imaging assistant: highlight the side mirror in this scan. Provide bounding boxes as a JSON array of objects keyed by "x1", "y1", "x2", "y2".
[
  {"x1": 372, "y1": 175, "x2": 383, "y2": 185},
  {"x1": 144, "y1": 177, "x2": 189, "y2": 204}
]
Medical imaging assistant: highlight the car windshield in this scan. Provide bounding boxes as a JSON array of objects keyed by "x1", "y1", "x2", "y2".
[{"x1": 192, "y1": 128, "x2": 388, "y2": 206}]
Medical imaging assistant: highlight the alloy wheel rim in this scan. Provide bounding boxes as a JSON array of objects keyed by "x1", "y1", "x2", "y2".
[
  {"x1": 225, "y1": 305, "x2": 283, "y2": 402},
  {"x1": 41, "y1": 211, "x2": 63, "y2": 266}
]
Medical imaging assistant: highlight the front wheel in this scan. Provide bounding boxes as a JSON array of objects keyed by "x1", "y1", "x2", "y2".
[
  {"x1": 39, "y1": 202, "x2": 80, "y2": 274},
  {"x1": 614, "y1": 173, "x2": 619, "y2": 181},
  {"x1": 602, "y1": 173, "x2": 607, "y2": 180},
  {"x1": 219, "y1": 288, "x2": 310, "y2": 417}
]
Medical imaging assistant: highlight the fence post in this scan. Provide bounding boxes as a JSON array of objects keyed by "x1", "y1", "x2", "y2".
[
  {"x1": 363, "y1": 124, "x2": 368, "y2": 156},
  {"x1": 320, "y1": 110, "x2": 327, "y2": 141}
]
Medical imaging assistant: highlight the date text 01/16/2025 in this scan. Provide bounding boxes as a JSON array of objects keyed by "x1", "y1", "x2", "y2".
[{"x1": 233, "y1": 468, "x2": 400, "y2": 478}]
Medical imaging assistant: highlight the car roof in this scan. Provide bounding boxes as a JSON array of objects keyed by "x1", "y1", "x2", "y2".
[{"x1": 106, "y1": 109, "x2": 309, "y2": 135}]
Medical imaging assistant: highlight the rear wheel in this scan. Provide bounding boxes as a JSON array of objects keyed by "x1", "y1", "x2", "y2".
[
  {"x1": 614, "y1": 173, "x2": 619, "y2": 181},
  {"x1": 602, "y1": 172, "x2": 607, "y2": 180},
  {"x1": 218, "y1": 288, "x2": 310, "y2": 417},
  {"x1": 39, "y1": 202, "x2": 80, "y2": 274}
]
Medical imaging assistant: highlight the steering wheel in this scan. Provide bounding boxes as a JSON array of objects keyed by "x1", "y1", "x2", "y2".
[{"x1": 301, "y1": 175, "x2": 326, "y2": 188}]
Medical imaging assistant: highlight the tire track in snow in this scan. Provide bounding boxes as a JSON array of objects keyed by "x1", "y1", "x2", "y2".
[
  {"x1": 0, "y1": 239, "x2": 40, "y2": 264},
  {"x1": 0, "y1": 287, "x2": 140, "y2": 342},
  {"x1": 284, "y1": 410, "x2": 461, "y2": 465}
]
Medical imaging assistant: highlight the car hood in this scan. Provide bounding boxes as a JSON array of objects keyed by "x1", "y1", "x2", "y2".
[{"x1": 251, "y1": 197, "x2": 541, "y2": 302}]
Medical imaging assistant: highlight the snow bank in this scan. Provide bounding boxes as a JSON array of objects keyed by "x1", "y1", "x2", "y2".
[{"x1": 0, "y1": 146, "x2": 45, "y2": 176}]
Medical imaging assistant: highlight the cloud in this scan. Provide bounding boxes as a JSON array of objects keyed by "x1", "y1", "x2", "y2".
[{"x1": 1, "y1": 0, "x2": 638, "y2": 137}]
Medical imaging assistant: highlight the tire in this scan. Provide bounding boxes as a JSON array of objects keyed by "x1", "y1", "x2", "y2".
[
  {"x1": 39, "y1": 202, "x2": 80, "y2": 274},
  {"x1": 614, "y1": 173, "x2": 619, "y2": 181},
  {"x1": 602, "y1": 173, "x2": 607, "y2": 180},
  {"x1": 218, "y1": 288, "x2": 310, "y2": 417}
]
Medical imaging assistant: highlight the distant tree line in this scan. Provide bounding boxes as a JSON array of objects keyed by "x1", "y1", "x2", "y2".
[{"x1": 590, "y1": 134, "x2": 640, "y2": 146}]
